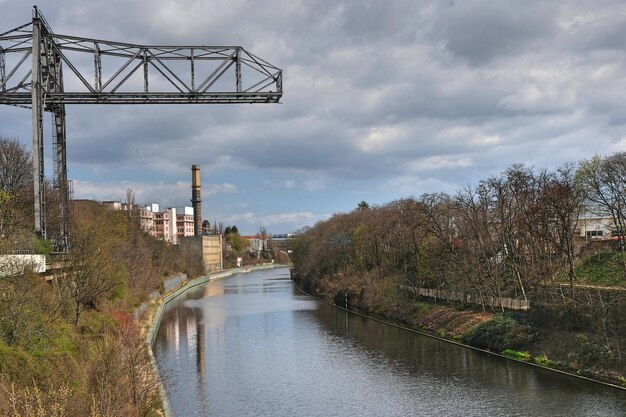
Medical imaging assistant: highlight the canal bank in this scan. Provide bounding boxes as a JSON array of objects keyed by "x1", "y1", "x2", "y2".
[
  {"x1": 141, "y1": 264, "x2": 286, "y2": 417},
  {"x1": 292, "y1": 281, "x2": 626, "y2": 393},
  {"x1": 151, "y1": 268, "x2": 626, "y2": 416}
]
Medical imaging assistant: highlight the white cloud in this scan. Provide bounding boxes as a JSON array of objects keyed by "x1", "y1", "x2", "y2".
[
  {"x1": 262, "y1": 212, "x2": 315, "y2": 225},
  {"x1": 437, "y1": 126, "x2": 501, "y2": 146},
  {"x1": 406, "y1": 156, "x2": 473, "y2": 173},
  {"x1": 220, "y1": 211, "x2": 316, "y2": 234},
  {"x1": 382, "y1": 175, "x2": 459, "y2": 196},
  {"x1": 360, "y1": 126, "x2": 404, "y2": 153},
  {"x1": 263, "y1": 179, "x2": 296, "y2": 189},
  {"x1": 73, "y1": 180, "x2": 237, "y2": 208},
  {"x1": 499, "y1": 83, "x2": 577, "y2": 112},
  {"x1": 205, "y1": 183, "x2": 238, "y2": 196},
  {"x1": 304, "y1": 180, "x2": 325, "y2": 191}
]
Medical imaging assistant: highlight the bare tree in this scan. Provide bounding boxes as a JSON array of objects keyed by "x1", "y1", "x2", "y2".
[
  {"x1": 0, "y1": 138, "x2": 32, "y2": 194},
  {"x1": 578, "y1": 154, "x2": 626, "y2": 274},
  {"x1": 89, "y1": 313, "x2": 161, "y2": 417},
  {"x1": 0, "y1": 138, "x2": 33, "y2": 242},
  {"x1": 536, "y1": 164, "x2": 583, "y2": 295},
  {"x1": 63, "y1": 202, "x2": 118, "y2": 327},
  {"x1": 115, "y1": 313, "x2": 161, "y2": 413},
  {"x1": 419, "y1": 193, "x2": 457, "y2": 252},
  {"x1": 580, "y1": 288, "x2": 624, "y2": 361},
  {"x1": 1, "y1": 381, "x2": 71, "y2": 417},
  {"x1": 0, "y1": 268, "x2": 62, "y2": 347},
  {"x1": 456, "y1": 182, "x2": 503, "y2": 309}
]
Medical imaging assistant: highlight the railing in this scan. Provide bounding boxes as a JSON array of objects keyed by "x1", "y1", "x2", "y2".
[
  {"x1": 405, "y1": 286, "x2": 530, "y2": 311},
  {"x1": 0, "y1": 249, "x2": 34, "y2": 255}
]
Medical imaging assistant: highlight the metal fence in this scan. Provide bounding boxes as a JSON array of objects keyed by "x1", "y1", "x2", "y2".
[{"x1": 407, "y1": 286, "x2": 530, "y2": 311}]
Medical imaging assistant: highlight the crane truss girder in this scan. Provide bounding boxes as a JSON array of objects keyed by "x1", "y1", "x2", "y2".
[
  {"x1": 0, "y1": 28, "x2": 282, "y2": 104},
  {"x1": 1, "y1": 91, "x2": 281, "y2": 105}
]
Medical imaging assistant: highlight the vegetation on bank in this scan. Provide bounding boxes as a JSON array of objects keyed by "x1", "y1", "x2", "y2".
[
  {"x1": 0, "y1": 200, "x2": 204, "y2": 417},
  {"x1": 565, "y1": 251, "x2": 626, "y2": 287},
  {"x1": 292, "y1": 155, "x2": 626, "y2": 386},
  {"x1": 0, "y1": 138, "x2": 207, "y2": 417},
  {"x1": 221, "y1": 225, "x2": 291, "y2": 268}
]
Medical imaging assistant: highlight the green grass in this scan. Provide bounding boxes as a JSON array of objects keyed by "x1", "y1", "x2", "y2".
[
  {"x1": 566, "y1": 251, "x2": 626, "y2": 287},
  {"x1": 462, "y1": 314, "x2": 536, "y2": 351},
  {"x1": 501, "y1": 349, "x2": 531, "y2": 361},
  {"x1": 534, "y1": 354, "x2": 557, "y2": 367},
  {"x1": 0, "y1": 341, "x2": 37, "y2": 384}
]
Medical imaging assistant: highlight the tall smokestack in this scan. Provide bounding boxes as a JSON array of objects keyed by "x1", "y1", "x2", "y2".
[{"x1": 191, "y1": 164, "x2": 202, "y2": 237}]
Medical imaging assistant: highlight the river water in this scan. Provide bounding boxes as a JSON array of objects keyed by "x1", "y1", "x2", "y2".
[{"x1": 152, "y1": 267, "x2": 626, "y2": 417}]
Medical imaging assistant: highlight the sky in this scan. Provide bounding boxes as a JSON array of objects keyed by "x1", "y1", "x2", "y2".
[{"x1": 1, "y1": 0, "x2": 626, "y2": 235}]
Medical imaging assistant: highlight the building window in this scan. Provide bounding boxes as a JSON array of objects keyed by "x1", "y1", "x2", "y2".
[{"x1": 586, "y1": 230, "x2": 604, "y2": 238}]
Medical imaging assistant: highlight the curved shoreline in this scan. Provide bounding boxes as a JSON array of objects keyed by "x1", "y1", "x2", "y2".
[
  {"x1": 143, "y1": 264, "x2": 286, "y2": 417},
  {"x1": 293, "y1": 283, "x2": 626, "y2": 392}
]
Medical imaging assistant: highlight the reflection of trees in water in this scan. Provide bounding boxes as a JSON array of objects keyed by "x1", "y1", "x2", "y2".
[{"x1": 312, "y1": 305, "x2": 572, "y2": 393}]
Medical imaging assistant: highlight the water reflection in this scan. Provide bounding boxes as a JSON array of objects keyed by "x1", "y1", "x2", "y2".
[{"x1": 153, "y1": 268, "x2": 626, "y2": 417}]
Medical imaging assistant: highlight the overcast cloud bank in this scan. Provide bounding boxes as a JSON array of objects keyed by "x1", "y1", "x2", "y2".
[{"x1": 1, "y1": 0, "x2": 625, "y2": 234}]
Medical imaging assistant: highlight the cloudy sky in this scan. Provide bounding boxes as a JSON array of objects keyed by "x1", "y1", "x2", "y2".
[{"x1": 1, "y1": 0, "x2": 626, "y2": 235}]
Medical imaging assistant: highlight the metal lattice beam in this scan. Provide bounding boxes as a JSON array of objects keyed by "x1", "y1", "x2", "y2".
[
  {"x1": 0, "y1": 7, "x2": 283, "y2": 248},
  {"x1": 0, "y1": 22, "x2": 282, "y2": 105}
]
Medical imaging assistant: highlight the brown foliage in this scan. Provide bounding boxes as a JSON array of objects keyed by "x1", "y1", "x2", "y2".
[
  {"x1": 89, "y1": 312, "x2": 161, "y2": 417},
  {"x1": 293, "y1": 163, "x2": 585, "y2": 310}
]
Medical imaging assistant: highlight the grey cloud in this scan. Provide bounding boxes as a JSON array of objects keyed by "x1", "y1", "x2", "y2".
[
  {"x1": 435, "y1": 1, "x2": 557, "y2": 65},
  {"x1": 557, "y1": 4, "x2": 626, "y2": 54},
  {"x1": 2, "y1": 0, "x2": 626, "y2": 233}
]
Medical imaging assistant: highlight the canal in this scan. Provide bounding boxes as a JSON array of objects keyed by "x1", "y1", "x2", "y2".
[{"x1": 152, "y1": 267, "x2": 626, "y2": 416}]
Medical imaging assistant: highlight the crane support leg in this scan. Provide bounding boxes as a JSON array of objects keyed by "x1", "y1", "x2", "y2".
[
  {"x1": 32, "y1": 15, "x2": 45, "y2": 239},
  {"x1": 53, "y1": 107, "x2": 69, "y2": 249}
]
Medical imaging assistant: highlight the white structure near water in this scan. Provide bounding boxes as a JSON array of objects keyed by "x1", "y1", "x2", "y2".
[{"x1": 0, "y1": 254, "x2": 46, "y2": 277}]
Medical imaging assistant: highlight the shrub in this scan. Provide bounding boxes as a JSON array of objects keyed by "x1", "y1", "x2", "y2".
[
  {"x1": 334, "y1": 290, "x2": 349, "y2": 308},
  {"x1": 502, "y1": 349, "x2": 531, "y2": 361},
  {"x1": 572, "y1": 333, "x2": 614, "y2": 368},
  {"x1": 534, "y1": 354, "x2": 557, "y2": 367},
  {"x1": 463, "y1": 313, "x2": 536, "y2": 351}
]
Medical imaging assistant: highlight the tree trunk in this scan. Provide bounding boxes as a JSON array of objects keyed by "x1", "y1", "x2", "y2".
[
  {"x1": 74, "y1": 289, "x2": 81, "y2": 327},
  {"x1": 567, "y1": 249, "x2": 575, "y2": 298}
]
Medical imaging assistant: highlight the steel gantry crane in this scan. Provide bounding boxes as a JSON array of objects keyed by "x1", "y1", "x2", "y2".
[{"x1": 0, "y1": 7, "x2": 282, "y2": 250}]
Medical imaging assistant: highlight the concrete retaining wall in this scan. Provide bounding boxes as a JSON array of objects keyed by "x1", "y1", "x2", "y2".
[{"x1": 0, "y1": 254, "x2": 46, "y2": 276}]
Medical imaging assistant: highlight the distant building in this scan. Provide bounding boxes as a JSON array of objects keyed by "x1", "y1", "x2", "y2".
[
  {"x1": 101, "y1": 201, "x2": 200, "y2": 244},
  {"x1": 153, "y1": 211, "x2": 171, "y2": 242},
  {"x1": 139, "y1": 207, "x2": 154, "y2": 233},
  {"x1": 102, "y1": 201, "x2": 122, "y2": 210},
  {"x1": 243, "y1": 236, "x2": 269, "y2": 252},
  {"x1": 175, "y1": 206, "x2": 195, "y2": 238},
  {"x1": 268, "y1": 234, "x2": 295, "y2": 252},
  {"x1": 577, "y1": 215, "x2": 615, "y2": 240},
  {"x1": 167, "y1": 207, "x2": 178, "y2": 245}
]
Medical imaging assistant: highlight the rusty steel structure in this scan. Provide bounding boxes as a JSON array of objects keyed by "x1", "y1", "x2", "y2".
[{"x1": 0, "y1": 7, "x2": 282, "y2": 249}]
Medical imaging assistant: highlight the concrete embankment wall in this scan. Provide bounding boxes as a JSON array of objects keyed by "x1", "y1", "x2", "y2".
[
  {"x1": 144, "y1": 264, "x2": 284, "y2": 417},
  {"x1": 0, "y1": 254, "x2": 46, "y2": 276}
]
